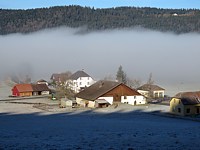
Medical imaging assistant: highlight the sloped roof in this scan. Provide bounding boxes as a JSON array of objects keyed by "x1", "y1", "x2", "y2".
[
  {"x1": 76, "y1": 80, "x2": 121, "y2": 100},
  {"x1": 175, "y1": 91, "x2": 200, "y2": 98},
  {"x1": 174, "y1": 91, "x2": 200, "y2": 105},
  {"x1": 180, "y1": 98, "x2": 200, "y2": 105},
  {"x1": 37, "y1": 79, "x2": 47, "y2": 83},
  {"x1": 137, "y1": 84, "x2": 165, "y2": 91},
  {"x1": 69, "y1": 70, "x2": 91, "y2": 80},
  {"x1": 50, "y1": 73, "x2": 70, "y2": 82},
  {"x1": 31, "y1": 84, "x2": 50, "y2": 92},
  {"x1": 14, "y1": 84, "x2": 33, "y2": 92},
  {"x1": 76, "y1": 80, "x2": 141, "y2": 101}
]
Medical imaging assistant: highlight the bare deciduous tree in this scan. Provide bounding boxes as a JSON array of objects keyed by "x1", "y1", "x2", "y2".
[
  {"x1": 127, "y1": 77, "x2": 142, "y2": 89},
  {"x1": 146, "y1": 72, "x2": 154, "y2": 98}
]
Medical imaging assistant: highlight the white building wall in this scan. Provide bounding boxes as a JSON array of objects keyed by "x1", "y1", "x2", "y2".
[
  {"x1": 41, "y1": 91, "x2": 50, "y2": 95},
  {"x1": 88, "y1": 101, "x2": 95, "y2": 108},
  {"x1": 76, "y1": 97, "x2": 83, "y2": 105},
  {"x1": 98, "y1": 97, "x2": 113, "y2": 105},
  {"x1": 71, "y1": 77, "x2": 95, "y2": 93},
  {"x1": 137, "y1": 90, "x2": 149, "y2": 97},
  {"x1": 153, "y1": 90, "x2": 165, "y2": 98},
  {"x1": 121, "y1": 95, "x2": 146, "y2": 105}
]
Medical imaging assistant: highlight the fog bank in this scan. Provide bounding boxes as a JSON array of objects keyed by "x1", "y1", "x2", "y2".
[{"x1": 1, "y1": 27, "x2": 200, "y2": 96}]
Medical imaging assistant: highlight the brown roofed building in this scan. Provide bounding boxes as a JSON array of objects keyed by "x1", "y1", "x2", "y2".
[
  {"x1": 32, "y1": 84, "x2": 50, "y2": 96},
  {"x1": 137, "y1": 84, "x2": 165, "y2": 98},
  {"x1": 12, "y1": 84, "x2": 33, "y2": 97},
  {"x1": 170, "y1": 91, "x2": 200, "y2": 116},
  {"x1": 12, "y1": 84, "x2": 50, "y2": 97},
  {"x1": 37, "y1": 79, "x2": 48, "y2": 85},
  {"x1": 76, "y1": 80, "x2": 146, "y2": 108},
  {"x1": 50, "y1": 72, "x2": 72, "y2": 84}
]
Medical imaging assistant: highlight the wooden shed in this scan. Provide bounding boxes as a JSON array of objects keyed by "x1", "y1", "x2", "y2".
[
  {"x1": 60, "y1": 98, "x2": 77, "y2": 108},
  {"x1": 12, "y1": 84, "x2": 33, "y2": 97},
  {"x1": 32, "y1": 84, "x2": 50, "y2": 96}
]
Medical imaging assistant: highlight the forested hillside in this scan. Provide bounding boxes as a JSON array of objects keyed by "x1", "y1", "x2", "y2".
[{"x1": 0, "y1": 5, "x2": 200, "y2": 34}]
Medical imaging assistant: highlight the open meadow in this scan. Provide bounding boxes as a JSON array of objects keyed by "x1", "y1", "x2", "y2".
[{"x1": 1, "y1": 81, "x2": 200, "y2": 149}]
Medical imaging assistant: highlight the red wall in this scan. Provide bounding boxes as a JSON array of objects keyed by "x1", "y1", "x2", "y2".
[{"x1": 12, "y1": 86, "x2": 20, "y2": 96}]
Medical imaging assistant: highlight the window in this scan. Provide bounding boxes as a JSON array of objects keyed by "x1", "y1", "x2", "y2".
[
  {"x1": 124, "y1": 96, "x2": 127, "y2": 99},
  {"x1": 134, "y1": 96, "x2": 136, "y2": 99},
  {"x1": 155, "y1": 92, "x2": 158, "y2": 98},
  {"x1": 80, "y1": 77, "x2": 82, "y2": 80},
  {"x1": 87, "y1": 82, "x2": 90, "y2": 85},
  {"x1": 186, "y1": 108, "x2": 190, "y2": 114},
  {"x1": 178, "y1": 108, "x2": 181, "y2": 113},
  {"x1": 159, "y1": 92, "x2": 163, "y2": 97},
  {"x1": 197, "y1": 108, "x2": 200, "y2": 114},
  {"x1": 80, "y1": 82, "x2": 82, "y2": 85}
]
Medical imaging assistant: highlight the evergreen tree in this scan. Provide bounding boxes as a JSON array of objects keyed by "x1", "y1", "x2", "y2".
[{"x1": 116, "y1": 65, "x2": 127, "y2": 84}]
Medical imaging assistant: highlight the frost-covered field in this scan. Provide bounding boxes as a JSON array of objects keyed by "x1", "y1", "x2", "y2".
[
  {"x1": 0, "y1": 102, "x2": 200, "y2": 150},
  {"x1": 1, "y1": 81, "x2": 200, "y2": 149}
]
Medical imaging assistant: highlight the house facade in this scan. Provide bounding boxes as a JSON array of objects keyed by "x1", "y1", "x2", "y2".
[
  {"x1": 137, "y1": 84, "x2": 165, "y2": 99},
  {"x1": 76, "y1": 80, "x2": 146, "y2": 108},
  {"x1": 67, "y1": 70, "x2": 95, "y2": 93},
  {"x1": 170, "y1": 91, "x2": 200, "y2": 116}
]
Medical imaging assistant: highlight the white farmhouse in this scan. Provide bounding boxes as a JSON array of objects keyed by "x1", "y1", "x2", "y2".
[
  {"x1": 137, "y1": 84, "x2": 165, "y2": 99},
  {"x1": 67, "y1": 70, "x2": 95, "y2": 93}
]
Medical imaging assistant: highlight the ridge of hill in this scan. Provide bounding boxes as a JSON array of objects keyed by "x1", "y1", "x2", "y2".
[{"x1": 0, "y1": 5, "x2": 200, "y2": 34}]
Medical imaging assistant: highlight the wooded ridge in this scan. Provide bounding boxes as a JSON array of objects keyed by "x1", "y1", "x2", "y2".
[{"x1": 0, "y1": 5, "x2": 200, "y2": 35}]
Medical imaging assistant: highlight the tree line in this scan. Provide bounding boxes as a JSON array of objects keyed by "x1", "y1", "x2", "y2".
[{"x1": 0, "y1": 5, "x2": 200, "y2": 35}]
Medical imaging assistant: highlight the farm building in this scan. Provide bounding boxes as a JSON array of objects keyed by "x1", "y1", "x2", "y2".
[
  {"x1": 137, "y1": 84, "x2": 165, "y2": 98},
  {"x1": 60, "y1": 98, "x2": 77, "y2": 108},
  {"x1": 67, "y1": 70, "x2": 95, "y2": 93},
  {"x1": 76, "y1": 80, "x2": 146, "y2": 108},
  {"x1": 12, "y1": 84, "x2": 50, "y2": 97},
  {"x1": 170, "y1": 91, "x2": 200, "y2": 116},
  {"x1": 37, "y1": 79, "x2": 48, "y2": 85},
  {"x1": 32, "y1": 84, "x2": 50, "y2": 96},
  {"x1": 12, "y1": 84, "x2": 33, "y2": 97}
]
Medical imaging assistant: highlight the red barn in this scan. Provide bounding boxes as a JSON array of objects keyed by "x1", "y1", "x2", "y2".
[{"x1": 12, "y1": 84, "x2": 33, "y2": 97}]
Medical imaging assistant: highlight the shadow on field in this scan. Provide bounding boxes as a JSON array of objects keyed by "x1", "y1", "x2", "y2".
[{"x1": 0, "y1": 109, "x2": 200, "y2": 149}]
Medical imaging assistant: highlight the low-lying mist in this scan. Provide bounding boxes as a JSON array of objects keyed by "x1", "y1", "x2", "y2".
[{"x1": 1, "y1": 27, "x2": 200, "y2": 96}]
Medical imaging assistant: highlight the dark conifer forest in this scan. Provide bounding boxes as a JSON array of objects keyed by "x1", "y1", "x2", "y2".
[{"x1": 0, "y1": 5, "x2": 200, "y2": 34}]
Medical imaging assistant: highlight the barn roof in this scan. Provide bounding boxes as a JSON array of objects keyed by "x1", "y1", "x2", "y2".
[
  {"x1": 31, "y1": 84, "x2": 50, "y2": 92},
  {"x1": 76, "y1": 80, "x2": 141, "y2": 101},
  {"x1": 180, "y1": 98, "x2": 200, "y2": 105},
  {"x1": 174, "y1": 91, "x2": 200, "y2": 105},
  {"x1": 76, "y1": 80, "x2": 120, "y2": 100},
  {"x1": 137, "y1": 84, "x2": 165, "y2": 91},
  {"x1": 69, "y1": 70, "x2": 91, "y2": 80},
  {"x1": 14, "y1": 84, "x2": 33, "y2": 92}
]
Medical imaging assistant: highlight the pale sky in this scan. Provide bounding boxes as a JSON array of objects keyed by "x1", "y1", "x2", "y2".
[{"x1": 1, "y1": 0, "x2": 200, "y2": 9}]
